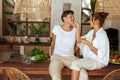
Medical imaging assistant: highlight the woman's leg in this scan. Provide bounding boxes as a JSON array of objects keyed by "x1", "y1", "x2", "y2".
[
  {"x1": 70, "y1": 58, "x2": 102, "y2": 80},
  {"x1": 71, "y1": 69, "x2": 80, "y2": 80},
  {"x1": 79, "y1": 68, "x2": 88, "y2": 80},
  {"x1": 71, "y1": 68, "x2": 88, "y2": 80}
]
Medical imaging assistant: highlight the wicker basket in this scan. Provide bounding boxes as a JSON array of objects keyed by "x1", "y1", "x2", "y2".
[
  {"x1": 5, "y1": 67, "x2": 30, "y2": 80},
  {"x1": 103, "y1": 69, "x2": 120, "y2": 80}
]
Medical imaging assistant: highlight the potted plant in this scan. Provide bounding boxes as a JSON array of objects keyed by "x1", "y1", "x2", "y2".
[
  {"x1": 29, "y1": 23, "x2": 48, "y2": 36},
  {"x1": 90, "y1": 0, "x2": 97, "y2": 13}
]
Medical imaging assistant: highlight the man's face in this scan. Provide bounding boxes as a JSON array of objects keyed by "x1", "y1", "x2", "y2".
[{"x1": 64, "y1": 14, "x2": 74, "y2": 25}]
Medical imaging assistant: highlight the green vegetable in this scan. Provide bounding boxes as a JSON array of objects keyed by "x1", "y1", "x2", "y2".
[{"x1": 27, "y1": 48, "x2": 49, "y2": 61}]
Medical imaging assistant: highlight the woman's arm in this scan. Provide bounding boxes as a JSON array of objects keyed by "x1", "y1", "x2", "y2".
[
  {"x1": 81, "y1": 40, "x2": 98, "y2": 55},
  {"x1": 87, "y1": 42, "x2": 98, "y2": 55}
]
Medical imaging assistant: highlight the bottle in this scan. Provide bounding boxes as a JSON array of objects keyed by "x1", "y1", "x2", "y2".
[
  {"x1": 17, "y1": 37, "x2": 22, "y2": 43},
  {"x1": 35, "y1": 34, "x2": 40, "y2": 44}
]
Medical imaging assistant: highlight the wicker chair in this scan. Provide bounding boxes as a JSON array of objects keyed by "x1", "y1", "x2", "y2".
[
  {"x1": 5, "y1": 67, "x2": 30, "y2": 80},
  {"x1": 103, "y1": 69, "x2": 120, "y2": 80}
]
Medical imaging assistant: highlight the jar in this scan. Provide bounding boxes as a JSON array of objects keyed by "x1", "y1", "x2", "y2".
[
  {"x1": 17, "y1": 37, "x2": 22, "y2": 43},
  {"x1": 24, "y1": 36, "x2": 29, "y2": 43}
]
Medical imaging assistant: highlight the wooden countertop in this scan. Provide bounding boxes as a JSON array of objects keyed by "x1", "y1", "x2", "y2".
[{"x1": 0, "y1": 54, "x2": 120, "y2": 77}]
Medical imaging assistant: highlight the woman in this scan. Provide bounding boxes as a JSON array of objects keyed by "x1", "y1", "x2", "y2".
[
  {"x1": 49, "y1": 10, "x2": 80, "y2": 80},
  {"x1": 71, "y1": 12, "x2": 110, "y2": 80}
]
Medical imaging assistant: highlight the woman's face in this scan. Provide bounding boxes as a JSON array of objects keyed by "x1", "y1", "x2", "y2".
[
  {"x1": 89, "y1": 16, "x2": 94, "y2": 27},
  {"x1": 89, "y1": 16, "x2": 98, "y2": 27},
  {"x1": 63, "y1": 14, "x2": 74, "y2": 25}
]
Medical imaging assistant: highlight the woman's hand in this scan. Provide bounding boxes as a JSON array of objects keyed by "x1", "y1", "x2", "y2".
[
  {"x1": 80, "y1": 38, "x2": 98, "y2": 55},
  {"x1": 80, "y1": 38, "x2": 90, "y2": 46}
]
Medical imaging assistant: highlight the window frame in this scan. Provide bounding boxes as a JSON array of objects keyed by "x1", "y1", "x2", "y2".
[{"x1": 81, "y1": 0, "x2": 92, "y2": 35}]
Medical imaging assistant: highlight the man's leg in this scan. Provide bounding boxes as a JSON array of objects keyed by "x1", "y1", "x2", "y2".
[{"x1": 49, "y1": 59, "x2": 64, "y2": 80}]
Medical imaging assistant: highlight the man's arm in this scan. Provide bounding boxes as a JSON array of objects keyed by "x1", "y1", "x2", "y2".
[{"x1": 51, "y1": 33, "x2": 56, "y2": 55}]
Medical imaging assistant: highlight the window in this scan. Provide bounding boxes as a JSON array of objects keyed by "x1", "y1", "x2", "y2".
[
  {"x1": 81, "y1": 0, "x2": 92, "y2": 35},
  {"x1": 2, "y1": 0, "x2": 50, "y2": 37}
]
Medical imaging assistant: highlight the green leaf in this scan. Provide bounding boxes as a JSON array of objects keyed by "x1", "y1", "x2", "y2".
[
  {"x1": 90, "y1": 0, "x2": 96, "y2": 13},
  {"x1": 27, "y1": 48, "x2": 49, "y2": 61}
]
